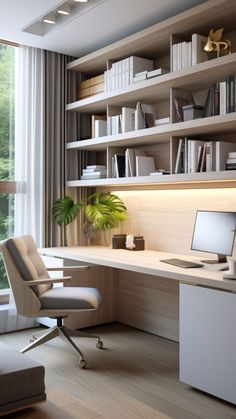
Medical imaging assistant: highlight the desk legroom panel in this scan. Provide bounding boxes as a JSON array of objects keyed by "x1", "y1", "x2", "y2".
[{"x1": 118, "y1": 270, "x2": 179, "y2": 342}]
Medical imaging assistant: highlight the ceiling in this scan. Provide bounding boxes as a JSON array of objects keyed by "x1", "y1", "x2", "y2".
[{"x1": 0, "y1": 0, "x2": 207, "y2": 58}]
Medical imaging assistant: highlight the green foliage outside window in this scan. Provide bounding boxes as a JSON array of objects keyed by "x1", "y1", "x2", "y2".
[{"x1": 0, "y1": 43, "x2": 16, "y2": 290}]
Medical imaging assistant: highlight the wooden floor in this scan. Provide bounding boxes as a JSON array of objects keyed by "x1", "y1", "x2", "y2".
[{"x1": 0, "y1": 323, "x2": 235, "y2": 419}]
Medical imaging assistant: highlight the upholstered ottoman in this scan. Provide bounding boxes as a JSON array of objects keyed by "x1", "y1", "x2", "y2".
[{"x1": 0, "y1": 341, "x2": 46, "y2": 415}]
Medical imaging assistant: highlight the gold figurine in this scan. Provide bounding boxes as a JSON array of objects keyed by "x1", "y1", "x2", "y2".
[{"x1": 204, "y1": 28, "x2": 231, "y2": 57}]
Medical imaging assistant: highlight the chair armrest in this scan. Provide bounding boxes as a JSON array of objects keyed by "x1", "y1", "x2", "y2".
[
  {"x1": 23, "y1": 276, "x2": 72, "y2": 286},
  {"x1": 46, "y1": 266, "x2": 90, "y2": 271}
]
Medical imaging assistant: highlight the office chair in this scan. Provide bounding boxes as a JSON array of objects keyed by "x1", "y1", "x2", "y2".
[{"x1": 1, "y1": 235, "x2": 103, "y2": 368}]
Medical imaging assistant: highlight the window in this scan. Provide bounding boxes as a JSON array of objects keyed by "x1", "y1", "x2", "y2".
[{"x1": 0, "y1": 42, "x2": 17, "y2": 296}]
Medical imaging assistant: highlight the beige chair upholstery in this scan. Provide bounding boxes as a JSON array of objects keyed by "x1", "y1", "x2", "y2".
[{"x1": 1, "y1": 235, "x2": 103, "y2": 368}]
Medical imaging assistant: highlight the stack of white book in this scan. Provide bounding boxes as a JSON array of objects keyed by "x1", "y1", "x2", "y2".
[
  {"x1": 81, "y1": 165, "x2": 107, "y2": 180},
  {"x1": 104, "y1": 56, "x2": 153, "y2": 92},
  {"x1": 133, "y1": 68, "x2": 169, "y2": 83},
  {"x1": 172, "y1": 33, "x2": 207, "y2": 71},
  {"x1": 225, "y1": 151, "x2": 236, "y2": 170},
  {"x1": 154, "y1": 117, "x2": 170, "y2": 126}
]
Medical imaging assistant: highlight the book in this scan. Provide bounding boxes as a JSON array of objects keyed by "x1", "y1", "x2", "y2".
[
  {"x1": 135, "y1": 102, "x2": 146, "y2": 130},
  {"x1": 147, "y1": 68, "x2": 168, "y2": 78},
  {"x1": 134, "y1": 70, "x2": 148, "y2": 77},
  {"x1": 82, "y1": 170, "x2": 106, "y2": 175},
  {"x1": 86, "y1": 165, "x2": 106, "y2": 170},
  {"x1": 125, "y1": 148, "x2": 135, "y2": 177},
  {"x1": 175, "y1": 138, "x2": 183, "y2": 173},
  {"x1": 212, "y1": 82, "x2": 220, "y2": 116},
  {"x1": 94, "y1": 120, "x2": 107, "y2": 138},
  {"x1": 110, "y1": 115, "x2": 122, "y2": 135},
  {"x1": 215, "y1": 141, "x2": 236, "y2": 171},
  {"x1": 227, "y1": 158, "x2": 236, "y2": 164},
  {"x1": 191, "y1": 33, "x2": 208, "y2": 65},
  {"x1": 154, "y1": 117, "x2": 170, "y2": 126},
  {"x1": 199, "y1": 142, "x2": 207, "y2": 172},
  {"x1": 220, "y1": 81, "x2": 227, "y2": 115},
  {"x1": 136, "y1": 156, "x2": 155, "y2": 176},
  {"x1": 121, "y1": 107, "x2": 135, "y2": 133},
  {"x1": 225, "y1": 164, "x2": 236, "y2": 170},
  {"x1": 150, "y1": 170, "x2": 170, "y2": 175},
  {"x1": 205, "y1": 141, "x2": 216, "y2": 172},
  {"x1": 177, "y1": 43, "x2": 182, "y2": 71},
  {"x1": 114, "y1": 154, "x2": 125, "y2": 177},
  {"x1": 229, "y1": 75, "x2": 235, "y2": 113},
  {"x1": 203, "y1": 87, "x2": 214, "y2": 118},
  {"x1": 82, "y1": 168, "x2": 106, "y2": 174},
  {"x1": 181, "y1": 41, "x2": 188, "y2": 69},
  {"x1": 172, "y1": 44, "x2": 177, "y2": 71},
  {"x1": 188, "y1": 140, "x2": 204, "y2": 173},
  {"x1": 81, "y1": 172, "x2": 107, "y2": 180},
  {"x1": 133, "y1": 74, "x2": 147, "y2": 83},
  {"x1": 91, "y1": 115, "x2": 106, "y2": 138}
]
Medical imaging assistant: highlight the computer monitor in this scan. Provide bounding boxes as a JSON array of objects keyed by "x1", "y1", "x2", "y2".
[{"x1": 191, "y1": 210, "x2": 236, "y2": 264}]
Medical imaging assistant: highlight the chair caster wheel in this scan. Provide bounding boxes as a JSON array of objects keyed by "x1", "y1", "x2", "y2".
[
  {"x1": 79, "y1": 359, "x2": 87, "y2": 369},
  {"x1": 96, "y1": 340, "x2": 103, "y2": 349},
  {"x1": 29, "y1": 336, "x2": 37, "y2": 343}
]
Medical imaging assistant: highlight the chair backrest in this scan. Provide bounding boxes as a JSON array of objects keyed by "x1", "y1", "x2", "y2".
[{"x1": 1, "y1": 235, "x2": 52, "y2": 316}]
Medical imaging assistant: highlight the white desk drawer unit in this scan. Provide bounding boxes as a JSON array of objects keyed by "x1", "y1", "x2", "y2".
[{"x1": 180, "y1": 283, "x2": 236, "y2": 405}]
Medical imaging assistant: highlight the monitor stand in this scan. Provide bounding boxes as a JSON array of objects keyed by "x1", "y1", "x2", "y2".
[{"x1": 201, "y1": 254, "x2": 227, "y2": 264}]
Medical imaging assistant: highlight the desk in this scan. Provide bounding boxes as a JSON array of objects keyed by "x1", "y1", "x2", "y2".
[
  {"x1": 41, "y1": 246, "x2": 236, "y2": 292},
  {"x1": 41, "y1": 246, "x2": 236, "y2": 405}
]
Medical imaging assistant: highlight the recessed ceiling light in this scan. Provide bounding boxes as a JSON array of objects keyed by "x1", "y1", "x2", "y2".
[
  {"x1": 42, "y1": 12, "x2": 56, "y2": 24},
  {"x1": 57, "y1": 3, "x2": 71, "y2": 15}
]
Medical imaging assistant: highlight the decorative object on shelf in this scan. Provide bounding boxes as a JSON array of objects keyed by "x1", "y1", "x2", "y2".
[
  {"x1": 174, "y1": 96, "x2": 194, "y2": 122},
  {"x1": 182, "y1": 104, "x2": 204, "y2": 121},
  {"x1": 112, "y1": 234, "x2": 126, "y2": 249},
  {"x1": 204, "y1": 28, "x2": 231, "y2": 59},
  {"x1": 52, "y1": 193, "x2": 128, "y2": 235}
]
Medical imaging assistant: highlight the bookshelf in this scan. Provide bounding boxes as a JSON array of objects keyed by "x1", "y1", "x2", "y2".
[{"x1": 66, "y1": 0, "x2": 236, "y2": 190}]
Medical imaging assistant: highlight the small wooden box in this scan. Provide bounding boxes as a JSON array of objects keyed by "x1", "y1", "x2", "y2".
[
  {"x1": 77, "y1": 74, "x2": 105, "y2": 100},
  {"x1": 112, "y1": 234, "x2": 126, "y2": 249}
]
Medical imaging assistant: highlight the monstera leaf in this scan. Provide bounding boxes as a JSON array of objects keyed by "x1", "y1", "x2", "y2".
[
  {"x1": 85, "y1": 193, "x2": 128, "y2": 230},
  {"x1": 52, "y1": 192, "x2": 128, "y2": 231},
  {"x1": 52, "y1": 196, "x2": 83, "y2": 226}
]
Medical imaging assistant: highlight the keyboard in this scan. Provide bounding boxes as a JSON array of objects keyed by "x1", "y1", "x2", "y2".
[{"x1": 161, "y1": 258, "x2": 203, "y2": 269}]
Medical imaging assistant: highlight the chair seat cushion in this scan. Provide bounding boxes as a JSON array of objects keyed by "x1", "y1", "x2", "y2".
[
  {"x1": 0, "y1": 342, "x2": 46, "y2": 412},
  {"x1": 39, "y1": 286, "x2": 102, "y2": 310}
]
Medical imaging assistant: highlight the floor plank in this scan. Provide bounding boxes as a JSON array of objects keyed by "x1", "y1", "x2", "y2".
[{"x1": 0, "y1": 323, "x2": 235, "y2": 419}]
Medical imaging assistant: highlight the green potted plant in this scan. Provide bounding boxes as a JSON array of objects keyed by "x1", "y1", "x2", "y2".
[{"x1": 52, "y1": 192, "x2": 128, "y2": 239}]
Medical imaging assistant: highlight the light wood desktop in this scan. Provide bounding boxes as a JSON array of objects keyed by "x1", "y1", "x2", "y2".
[{"x1": 41, "y1": 246, "x2": 236, "y2": 292}]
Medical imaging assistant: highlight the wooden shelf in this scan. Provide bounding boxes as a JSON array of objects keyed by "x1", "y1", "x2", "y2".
[
  {"x1": 65, "y1": 0, "x2": 236, "y2": 192},
  {"x1": 66, "y1": 0, "x2": 235, "y2": 75},
  {"x1": 66, "y1": 113, "x2": 236, "y2": 151},
  {"x1": 67, "y1": 170, "x2": 236, "y2": 190},
  {"x1": 66, "y1": 53, "x2": 236, "y2": 113}
]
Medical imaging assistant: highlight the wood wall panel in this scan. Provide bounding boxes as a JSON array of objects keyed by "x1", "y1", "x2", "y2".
[
  {"x1": 107, "y1": 188, "x2": 236, "y2": 257},
  {"x1": 118, "y1": 270, "x2": 179, "y2": 342}
]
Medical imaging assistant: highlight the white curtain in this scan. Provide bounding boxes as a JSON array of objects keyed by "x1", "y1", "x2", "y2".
[
  {"x1": 2, "y1": 46, "x2": 46, "y2": 332},
  {"x1": 14, "y1": 45, "x2": 45, "y2": 247}
]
